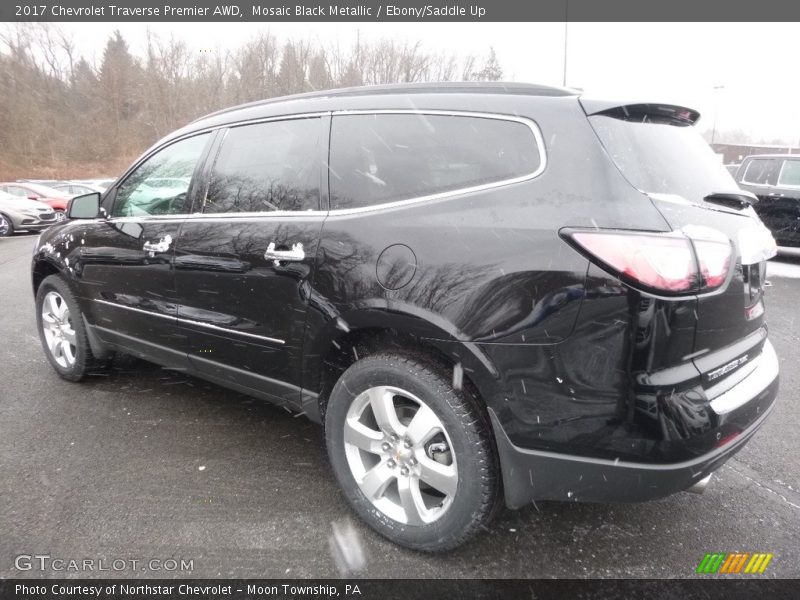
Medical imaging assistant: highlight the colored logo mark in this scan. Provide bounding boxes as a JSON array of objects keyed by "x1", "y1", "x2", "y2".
[{"x1": 696, "y1": 552, "x2": 773, "y2": 574}]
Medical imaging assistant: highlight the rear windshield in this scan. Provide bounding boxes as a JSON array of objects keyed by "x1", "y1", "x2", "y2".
[{"x1": 588, "y1": 112, "x2": 737, "y2": 201}]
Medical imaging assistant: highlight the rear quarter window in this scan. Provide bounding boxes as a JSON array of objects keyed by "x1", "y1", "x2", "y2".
[
  {"x1": 329, "y1": 113, "x2": 543, "y2": 210},
  {"x1": 7, "y1": 186, "x2": 31, "y2": 197},
  {"x1": 777, "y1": 160, "x2": 800, "y2": 187}
]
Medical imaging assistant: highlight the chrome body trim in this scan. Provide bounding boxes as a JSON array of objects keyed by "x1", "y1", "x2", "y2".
[
  {"x1": 92, "y1": 299, "x2": 286, "y2": 345},
  {"x1": 94, "y1": 299, "x2": 174, "y2": 321},
  {"x1": 709, "y1": 340, "x2": 778, "y2": 415}
]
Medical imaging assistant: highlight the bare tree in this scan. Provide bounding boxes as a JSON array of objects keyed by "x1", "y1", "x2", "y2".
[{"x1": 0, "y1": 25, "x2": 505, "y2": 179}]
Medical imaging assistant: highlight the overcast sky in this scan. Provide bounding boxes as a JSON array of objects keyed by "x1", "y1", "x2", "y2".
[{"x1": 50, "y1": 22, "x2": 800, "y2": 145}]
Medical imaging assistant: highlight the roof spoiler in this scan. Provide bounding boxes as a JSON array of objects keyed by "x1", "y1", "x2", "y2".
[{"x1": 580, "y1": 99, "x2": 700, "y2": 126}]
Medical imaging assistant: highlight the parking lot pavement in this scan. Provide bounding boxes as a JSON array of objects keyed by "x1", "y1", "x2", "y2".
[{"x1": 1, "y1": 233, "x2": 799, "y2": 579}]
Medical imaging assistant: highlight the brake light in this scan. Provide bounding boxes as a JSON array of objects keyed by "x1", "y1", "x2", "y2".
[
  {"x1": 567, "y1": 229, "x2": 731, "y2": 294},
  {"x1": 684, "y1": 224, "x2": 733, "y2": 290},
  {"x1": 694, "y1": 239, "x2": 731, "y2": 288}
]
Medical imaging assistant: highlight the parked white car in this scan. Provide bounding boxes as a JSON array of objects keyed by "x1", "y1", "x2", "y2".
[{"x1": 0, "y1": 191, "x2": 57, "y2": 237}]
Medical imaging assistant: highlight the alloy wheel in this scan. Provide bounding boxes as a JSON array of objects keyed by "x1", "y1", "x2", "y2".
[
  {"x1": 0, "y1": 215, "x2": 8, "y2": 236},
  {"x1": 41, "y1": 291, "x2": 77, "y2": 368},
  {"x1": 343, "y1": 385, "x2": 458, "y2": 525}
]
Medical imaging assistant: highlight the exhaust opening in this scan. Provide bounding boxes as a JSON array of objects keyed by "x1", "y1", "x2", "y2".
[{"x1": 688, "y1": 474, "x2": 712, "y2": 495}]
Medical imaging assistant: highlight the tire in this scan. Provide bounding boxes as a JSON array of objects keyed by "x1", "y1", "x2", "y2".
[
  {"x1": 325, "y1": 352, "x2": 500, "y2": 552},
  {"x1": 0, "y1": 213, "x2": 13, "y2": 237},
  {"x1": 35, "y1": 274, "x2": 106, "y2": 381},
  {"x1": 54, "y1": 210, "x2": 66, "y2": 222}
]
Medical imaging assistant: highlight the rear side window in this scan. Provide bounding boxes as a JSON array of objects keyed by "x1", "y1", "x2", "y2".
[
  {"x1": 329, "y1": 113, "x2": 542, "y2": 210},
  {"x1": 742, "y1": 158, "x2": 780, "y2": 186},
  {"x1": 205, "y1": 118, "x2": 320, "y2": 213},
  {"x1": 777, "y1": 160, "x2": 800, "y2": 187}
]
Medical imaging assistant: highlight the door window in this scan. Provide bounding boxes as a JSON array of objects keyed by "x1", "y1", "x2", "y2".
[
  {"x1": 741, "y1": 158, "x2": 779, "y2": 186},
  {"x1": 204, "y1": 118, "x2": 321, "y2": 213},
  {"x1": 112, "y1": 133, "x2": 210, "y2": 217}
]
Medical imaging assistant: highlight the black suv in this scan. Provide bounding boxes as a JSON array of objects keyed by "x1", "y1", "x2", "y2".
[
  {"x1": 734, "y1": 153, "x2": 800, "y2": 246},
  {"x1": 32, "y1": 83, "x2": 780, "y2": 551}
]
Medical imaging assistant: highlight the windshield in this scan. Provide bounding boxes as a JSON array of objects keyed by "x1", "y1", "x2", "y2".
[{"x1": 589, "y1": 112, "x2": 738, "y2": 201}]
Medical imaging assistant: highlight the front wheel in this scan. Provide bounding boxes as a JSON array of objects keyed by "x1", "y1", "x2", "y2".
[
  {"x1": 0, "y1": 213, "x2": 13, "y2": 237},
  {"x1": 325, "y1": 352, "x2": 500, "y2": 552},
  {"x1": 35, "y1": 274, "x2": 106, "y2": 381}
]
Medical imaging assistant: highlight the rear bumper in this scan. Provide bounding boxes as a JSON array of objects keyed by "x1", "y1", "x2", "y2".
[{"x1": 491, "y1": 343, "x2": 779, "y2": 508}]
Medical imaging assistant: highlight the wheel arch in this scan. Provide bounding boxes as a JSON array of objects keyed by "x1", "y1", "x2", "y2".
[
  {"x1": 0, "y1": 211, "x2": 14, "y2": 234},
  {"x1": 32, "y1": 258, "x2": 63, "y2": 295},
  {"x1": 302, "y1": 307, "x2": 503, "y2": 425}
]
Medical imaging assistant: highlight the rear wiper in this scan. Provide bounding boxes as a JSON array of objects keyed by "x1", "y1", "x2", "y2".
[{"x1": 703, "y1": 192, "x2": 757, "y2": 210}]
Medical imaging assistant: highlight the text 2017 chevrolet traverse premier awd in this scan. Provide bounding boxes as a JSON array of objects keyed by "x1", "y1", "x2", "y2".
[{"x1": 32, "y1": 83, "x2": 779, "y2": 551}]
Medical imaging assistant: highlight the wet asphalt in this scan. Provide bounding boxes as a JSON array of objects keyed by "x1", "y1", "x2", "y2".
[{"x1": 0, "y1": 232, "x2": 798, "y2": 579}]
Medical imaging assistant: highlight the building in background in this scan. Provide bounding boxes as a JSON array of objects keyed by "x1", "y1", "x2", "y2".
[{"x1": 712, "y1": 143, "x2": 799, "y2": 165}]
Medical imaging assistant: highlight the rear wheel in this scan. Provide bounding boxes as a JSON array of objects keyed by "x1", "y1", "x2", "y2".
[
  {"x1": 54, "y1": 210, "x2": 66, "y2": 222},
  {"x1": 325, "y1": 352, "x2": 500, "y2": 552},
  {"x1": 0, "y1": 214, "x2": 13, "y2": 237},
  {"x1": 36, "y1": 274, "x2": 106, "y2": 381}
]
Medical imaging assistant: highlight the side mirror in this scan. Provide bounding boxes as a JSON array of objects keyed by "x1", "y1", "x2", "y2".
[{"x1": 67, "y1": 192, "x2": 101, "y2": 219}]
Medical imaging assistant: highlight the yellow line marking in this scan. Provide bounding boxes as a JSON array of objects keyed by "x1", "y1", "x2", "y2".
[
  {"x1": 744, "y1": 554, "x2": 759, "y2": 573},
  {"x1": 758, "y1": 554, "x2": 773, "y2": 574}
]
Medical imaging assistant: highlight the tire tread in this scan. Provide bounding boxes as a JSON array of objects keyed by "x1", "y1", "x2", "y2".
[
  {"x1": 37, "y1": 274, "x2": 108, "y2": 381},
  {"x1": 326, "y1": 349, "x2": 501, "y2": 552}
]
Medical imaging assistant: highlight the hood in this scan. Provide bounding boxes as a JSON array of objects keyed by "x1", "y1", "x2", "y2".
[{"x1": 0, "y1": 196, "x2": 54, "y2": 212}]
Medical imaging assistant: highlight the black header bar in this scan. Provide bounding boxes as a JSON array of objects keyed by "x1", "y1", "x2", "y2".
[
  {"x1": 4, "y1": 0, "x2": 800, "y2": 22},
  {"x1": 1, "y1": 579, "x2": 799, "y2": 600}
]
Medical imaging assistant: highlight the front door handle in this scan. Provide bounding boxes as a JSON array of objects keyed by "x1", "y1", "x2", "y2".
[
  {"x1": 264, "y1": 242, "x2": 305, "y2": 266},
  {"x1": 143, "y1": 235, "x2": 173, "y2": 254}
]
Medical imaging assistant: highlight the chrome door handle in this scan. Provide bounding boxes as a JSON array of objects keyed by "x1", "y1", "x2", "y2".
[
  {"x1": 264, "y1": 242, "x2": 305, "y2": 266},
  {"x1": 143, "y1": 235, "x2": 173, "y2": 254}
]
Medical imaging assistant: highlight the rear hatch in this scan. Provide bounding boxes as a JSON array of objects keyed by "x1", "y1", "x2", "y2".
[{"x1": 582, "y1": 101, "x2": 777, "y2": 386}]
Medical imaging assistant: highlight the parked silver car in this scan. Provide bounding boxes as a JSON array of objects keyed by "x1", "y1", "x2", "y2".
[
  {"x1": 53, "y1": 182, "x2": 107, "y2": 196},
  {"x1": 0, "y1": 191, "x2": 57, "y2": 236}
]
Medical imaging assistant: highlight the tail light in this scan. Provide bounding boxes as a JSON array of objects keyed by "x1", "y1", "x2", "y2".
[{"x1": 565, "y1": 228, "x2": 732, "y2": 294}]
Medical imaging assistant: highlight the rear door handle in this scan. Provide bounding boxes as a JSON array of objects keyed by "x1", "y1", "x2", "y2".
[
  {"x1": 264, "y1": 242, "x2": 305, "y2": 266},
  {"x1": 143, "y1": 235, "x2": 173, "y2": 254}
]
